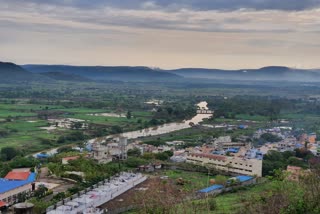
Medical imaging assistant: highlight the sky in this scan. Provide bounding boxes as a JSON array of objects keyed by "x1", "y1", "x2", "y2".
[{"x1": 0, "y1": 0, "x2": 320, "y2": 69}]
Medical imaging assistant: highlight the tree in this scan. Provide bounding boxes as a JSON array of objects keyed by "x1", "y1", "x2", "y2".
[
  {"x1": 163, "y1": 150, "x2": 174, "y2": 157},
  {"x1": 0, "y1": 146, "x2": 19, "y2": 161},
  {"x1": 287, "y1": 157, "x2": 306, "y2": 168},
  {"x1": 5, "y1": 116, "x2": 12, "y2": 122},
  {"x1": 110, "y1": 125, "x2": 123, "y2": 134},
  {"x1": 126, "y1": 110, "x2": 132, "y2": 119},
  {"x1": 57, "y1": 146, "x2": 74, "y2": 153},
  {"x1": 71, "y1": 121, "x2": 82, "y2": 130},
  {"x1": 125, "y1": 157, "x2": 147, "y2": 168},
  {"x1": 260, "y1": 133, "x2": 282, "y2": 143},
  {"x1": 155, "y1": 152, "x2": 169, "y2": 161},
  {"x1": 214, "y1": 175, "x2": 228, "y2": 185},
  {"x1": 127, "y1": 148, "x2": 141, "y2": 157},
  {"x1": 57, "y1": 136, "x2": 66, "y2": 144},
  {"x1": 0, "y1": 163, "x2": 12, "y2": 177},
  {"x1": 141, "y1": 152, "x2": 155, "y2": 160},
  {"x1": 33, "y1": 184, "x2": 48, "y2": 199},
  {"x1": 28, "y1": 198, "x2": 52, "y2": 214}
]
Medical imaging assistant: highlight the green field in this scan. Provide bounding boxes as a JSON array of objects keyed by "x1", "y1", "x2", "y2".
[
  {"x1": 161, "y1": 170, "x2": 213, "y2": 191},
  {"x1": 235, "y1": 114, "x2": 269, "y2": 121},
  {"x1": 212, "y1": 181, "x2": 271, "y2": 213},
  {"x1": 0, "y1": 100, "x2": 154, "y2": 154}
]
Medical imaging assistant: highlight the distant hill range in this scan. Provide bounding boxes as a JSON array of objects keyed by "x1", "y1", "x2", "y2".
[
  {"x1": 170, "y1": 66, "x2": 320, "y2": 82},
  {"x1": 0, "y1": 62, "x2": 51, "y2": 83},
  {"x1": 1, "y1": 61, "x2": 320, "y2": 83},
  {"x1": 23, "y1": 65, "x2": 181, "y2": 82},
  {"x1": 40, "y1": 72, "x2": 91, "y2": 82},
  {"x1": 24, "y1": 64, "x2": 320, "y2": 82}
]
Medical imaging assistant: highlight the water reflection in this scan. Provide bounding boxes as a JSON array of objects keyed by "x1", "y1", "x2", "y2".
[{"x1": 88, "y1": 101, "x2": 212, "y2": 144}]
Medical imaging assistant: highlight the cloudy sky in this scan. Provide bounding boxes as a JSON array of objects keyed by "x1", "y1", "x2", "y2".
[{"x1": 1, "y1": 0, "x2": 320, "y2": 69}]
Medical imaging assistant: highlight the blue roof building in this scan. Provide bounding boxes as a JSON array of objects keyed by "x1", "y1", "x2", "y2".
[
  {"x1": 226, "y1": 148, "x2": 239, "y2": 153},
  {"x1": 0, "y1": 172, "x2": 36, "y2": 205},
  {"x1": 0, "y1": 173, "x2": 36, "y2": 194},
  {"x1": 235, "y1": 175, "x2": 254, "y2": 183},
  {"x1": 198, "y1": 184, "x2": 224, "y2": 193},
  {"x1": 36, "y1": 153, "x2": 50, "y2": 159}
]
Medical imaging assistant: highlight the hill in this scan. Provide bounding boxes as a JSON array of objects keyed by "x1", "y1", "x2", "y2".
[
  {"x1": 17, "y1": 64, "x2": 320, "y2": 83},
  {"x1": 0, "y1": 62, "x2": 51, "y2": 83},
  {"x1": 40, "y1": 72, "x2": 92, "y2": 82},
  {"x1": 171, "y1": 66, "x2": 320, "y2": 82},
  {"x1": 23, "y1": 65, "x2": 182, "y2": 82}
]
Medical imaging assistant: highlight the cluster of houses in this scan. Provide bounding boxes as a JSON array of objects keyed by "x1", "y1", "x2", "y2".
[
  {"x1": 38, "y1": 127, "x2": 319, "y2": 184},
  {"x1": 257, "y1": 130, "x2": 319, "y2": 155}
]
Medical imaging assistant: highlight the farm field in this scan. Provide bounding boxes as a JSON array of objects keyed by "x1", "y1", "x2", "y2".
[{"x1": 0, "y1": 100, "x2": 154, "y2": 154}]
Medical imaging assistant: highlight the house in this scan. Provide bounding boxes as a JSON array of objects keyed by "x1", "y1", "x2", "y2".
[
  {"x1": 0, "y1": 170, "x2": 36, "y2": 206},
  {"x1": 91, "y1": 142, "x2": 113, "y2": 163},
  {"x1": 92, "y1": 137, "x2": 128, "y2": 163},
  {"x1": 138, "y1": 165, "x2": 155, "y2": 172},
  {"x1": 308, "y1": 133, "x2": 317, "y2": 144}
]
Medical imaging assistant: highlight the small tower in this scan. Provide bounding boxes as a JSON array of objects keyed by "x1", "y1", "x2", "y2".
[{"x1": 119, "y1": 136, "x2": 128, "y2": 160}]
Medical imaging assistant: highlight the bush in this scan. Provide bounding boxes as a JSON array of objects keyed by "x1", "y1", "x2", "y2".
[
  {"x1": 62, "y1": 173, "x2": 83, "y2": 183},
  {"x1": 125, "y1": 157, "x2": 147, "y2": 168},
  {"x1": 208, "y1": 197, "x2": 217, "y2": 211}
]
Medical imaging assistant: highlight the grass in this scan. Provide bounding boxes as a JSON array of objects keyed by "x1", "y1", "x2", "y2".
[
  {"x1": 0, "y1": 119, "x2": 58, "y2": 151},
  {"x1": 126, "y1": 172, "x2": 272, "y2": 214},
  {"x1": 0, "y1": 103, "x2": 64, "y2": 119},
  {"x1": 54, "y1": 107, "x2": 107, "y2": 114},
  {"x1": 160, "y1": 170, "x2": 228, "y2": 192},
  {"x1": 235, "y1": 114, "x2": 269, "y2": 121},
  {"x1": 211, "y1": 180, "x2": 273, "y2": 213},
  {"x1": 0, "y1": 101, "x2": 154, "y2": 154}
]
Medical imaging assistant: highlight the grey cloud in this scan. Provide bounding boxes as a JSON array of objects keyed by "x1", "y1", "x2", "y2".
[
  {"x1": 3, "y1": 0, "x2": 320, "y2": 11},
  {"x1": 1, "y1": 0, "x2": 319, "y2": 34}
]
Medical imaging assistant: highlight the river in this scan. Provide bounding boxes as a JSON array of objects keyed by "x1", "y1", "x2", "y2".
[
  {"x1": 88, "y1": 101, "x2": 212, "y2": 143},
  {"x1": 34, "y1": 101, "x2": 212, "y2": 157}
]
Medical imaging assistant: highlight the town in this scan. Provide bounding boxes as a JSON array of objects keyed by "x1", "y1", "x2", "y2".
[
  {"x1": 2, "y1": 0, "x2": 320, "y2": 213},
  {"x1": 0, "y1": 99, "x2": 319, "y2": 214}
]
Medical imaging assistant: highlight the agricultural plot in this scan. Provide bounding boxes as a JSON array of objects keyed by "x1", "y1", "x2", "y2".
[{"x1": 0, "y1": 100, "x2": 154, "y2": 154}]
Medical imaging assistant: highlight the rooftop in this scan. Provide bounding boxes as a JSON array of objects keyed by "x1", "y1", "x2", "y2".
[
  {"x1": 198, "y1": 184, "x2": 224, "y2": 193},
  {"x1": 189, "y1": 153, "x2": 227, "y2": 161},
  {"x1": 5, "y1": 171, "x2": 30, "y2": 181},
  {"x1": 235, "y1": 175, "x2": 254, "y2": 182},
  {"x1": 0, "y1": 173, "x2": 36, "y2": 194}
]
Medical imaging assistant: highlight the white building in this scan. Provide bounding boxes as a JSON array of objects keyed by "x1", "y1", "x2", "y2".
[{"x1": 186, "y1": 153, "x2": 262, "y2": 177}]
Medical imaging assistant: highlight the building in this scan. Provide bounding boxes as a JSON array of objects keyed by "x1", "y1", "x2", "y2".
[
  {"x1": 245, "y1": 149, "x2": 263, "y2": 160},
  {"x1": 0, "y1": 171, "x2": 36, "y2": 206},
  {"x1": 186, "y1": 153, "x2": 262, "y2": 177},
  {"x1": 198, "y1": 175, "x2": 256, "y2": 195},
  {"x1": 308, "y1": 133, "x2": 317, "y2": 144},
  {"x1": 212, "y1": 136, "x2": 248, "y2": 150},
  {"x1": 92, "y1": 142, "x2": 113, "y2": 163},
  {"x1": 92, "y1": 137, "x2": 128, "y2": 163}
]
